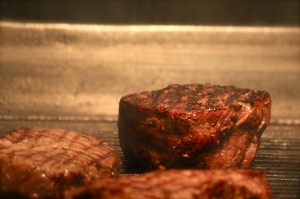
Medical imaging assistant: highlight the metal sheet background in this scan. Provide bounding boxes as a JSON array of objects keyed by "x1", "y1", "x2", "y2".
[{"x1": 0, "y1": 22, "x2": 299, "y2": 198}]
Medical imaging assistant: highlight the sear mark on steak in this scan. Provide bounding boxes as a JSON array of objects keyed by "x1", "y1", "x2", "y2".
[
  {"x1": 118, "y1": 84, "x2": 271, "y2": 170},
  {"x1": 0, "y1": 127, "x2": 121, "y2": 199},
  {"x1": 65, "y1": 169, "x2": 271, "y2": 199}
]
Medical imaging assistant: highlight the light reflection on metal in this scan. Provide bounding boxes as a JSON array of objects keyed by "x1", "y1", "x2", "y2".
[{"x1": 1, "y1": 21, "x2": 299, "y2": 33}]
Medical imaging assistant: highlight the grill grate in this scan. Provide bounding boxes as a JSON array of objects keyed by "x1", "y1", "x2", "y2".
[{"x1": 0, "y1": 120, "x2": 299, "y2": 199}]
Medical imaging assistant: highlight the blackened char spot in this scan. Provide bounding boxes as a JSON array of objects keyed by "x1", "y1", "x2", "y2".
[
  {"x1": 231, "y1": 105, "x2": 242, "y2": 111},
  {"x1": 243, "y1": 97, "x2": 256, "y2": 106},
  {"x1": 226, "y1": 95, "x2": 240, "y2": 106},
  {"x1": 205, "y1": 98, "x2": 219, "y2": 110},
  {"x1": 0, "y1": 191, "x2": 29, "y2": 199},
  {"x1": 72, "y1": 192, "x2": 95, "y2": 199}
]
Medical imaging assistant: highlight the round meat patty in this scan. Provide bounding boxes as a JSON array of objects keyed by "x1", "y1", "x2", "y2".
[
  {"x1": 118, "y1": 84, "x2": 271, "y2": 170},
  {"x1": 0, "y1": 127, "x2": 121, "y2": 198},
  {"x1": 65, "y1": 169, "x2": 271, "y2": 199}
]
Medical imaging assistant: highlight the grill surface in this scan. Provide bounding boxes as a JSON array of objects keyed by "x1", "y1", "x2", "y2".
[
  {"x1": 0, "y1": 22, "x2": 299, "y2": 198},
  {"x1": 0, "y1": 119, "x2": 299, "y2": 199}
]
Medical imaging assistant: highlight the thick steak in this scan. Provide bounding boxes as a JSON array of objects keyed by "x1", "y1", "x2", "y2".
[
  {"x1": 0, "y1": 127, "x2": 121, "y2": 198},
  {"x1": 118, "y1": 84, "x2": 271, "y2": 170},
  {"x1": 65, "y1": 169, "x2": 271, "y2": 199}
]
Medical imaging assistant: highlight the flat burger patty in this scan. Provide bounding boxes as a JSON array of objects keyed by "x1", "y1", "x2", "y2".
[
  {"x1": 65, "y1": 169, "x2": 271, "y2": 199},
  {"x1": 118, "y1": 84, "x2": 271, "y2": 170},
  {"x1": 0, "y1": 127, "x2": 121, "y2": 198}
]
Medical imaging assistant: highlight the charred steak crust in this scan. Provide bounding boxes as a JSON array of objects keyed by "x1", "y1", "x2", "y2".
[
  {"x1": 65, "y1": 169, "x2": 271, "y2": 199},
  {"x1": 118, "y1": 84, "x2": 271, "y2": 170},
  {"x1": 0, "y1": 127, "x2": 121, "y2": 198}
]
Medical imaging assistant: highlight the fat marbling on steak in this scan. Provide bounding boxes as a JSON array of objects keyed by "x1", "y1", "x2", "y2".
[
  {"x1": 0, "y1": 127, "x2": 121, "y2": 198},
  {"x1": 118, "y1": 84, "x2": 271, "y2": 170},
  {"x1": 65, "y1": 169, "x2": 271, "y2": 199}
]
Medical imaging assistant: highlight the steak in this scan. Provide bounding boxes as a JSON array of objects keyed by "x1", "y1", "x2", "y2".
[
  {"x1": 65, "y1": 169, "x2": 271, "y2": 199},
  {"x1": 118, "y1": 84, "x2": 271, "y2": 170},
  {"x1": 0, "y1": 127, "x2": 121, "y2": 198}
]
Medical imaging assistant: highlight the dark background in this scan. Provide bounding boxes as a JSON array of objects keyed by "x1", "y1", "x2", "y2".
[{"x1": 0, "y1": 0, "x2": 299, "y2": 26}]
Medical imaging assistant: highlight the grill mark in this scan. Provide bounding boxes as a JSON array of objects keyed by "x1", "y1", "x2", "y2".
[
  {"x1": 126, "y1": 84, "x2": 268, "y2": 115},
  {"x1": 31, "y1": 145, "x2": 112, "y2": 170},
  {"x1": 48, "y1": 152, "x2": 82, "y2": 171},
  {"x1": 1, "y1": 143, "x2": 116, "y2": 174},
  {"x1": 83, "y1": 134, "x2": 102, "y2": 145},
  {"x1": 0, "y1": 129, "x2": 27, "y2": 146},
  {"x1": 151, "y1": 89, "x2": 162, "y2": 109},
  {"x1": 185, "y1": 85, "x2": 201, "y2": 111},
  {"x1": 67, "y1": 133, "x2": 82, "y2": 148},
  {"x1": 98, "y1": 150, "x2": 115, "y2": 161}
]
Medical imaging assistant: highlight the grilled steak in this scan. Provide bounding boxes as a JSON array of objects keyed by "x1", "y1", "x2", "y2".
[
  {"x1": 65, "y1": 169, "x2": 271, "y2": 199},
  {"x1": 118, "y1": 84, "x2": 271, "y2": 170},
  {"x1": 0, "y1": 127, "x2": 121, "y2": 198}
]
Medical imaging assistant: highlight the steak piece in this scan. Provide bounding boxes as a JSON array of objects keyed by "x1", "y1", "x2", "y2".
[
  {"x1": 0, "y1": 127, "x2": 121, "y2": 198},
  {"x1": 118, "y1": 84, "x2": 271, "y2": 170},
  {"x1": 65, "y1": 169, "x2": 271, "y2": 199}
]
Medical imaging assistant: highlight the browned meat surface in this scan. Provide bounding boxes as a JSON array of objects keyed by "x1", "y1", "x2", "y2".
[
  {"x1": 65, "y1": 169, "x2": 271, "y2": 199},
  {"x1": 0, "y1": 127, "x2": 121, "y2": 199},
  {"x1": 118, "y1": 84, "x2": 271, "y2": 170}
]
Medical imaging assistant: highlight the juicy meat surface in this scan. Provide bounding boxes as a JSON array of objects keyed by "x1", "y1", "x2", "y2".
[
  {"x1": 65, "y1": 169, "x2": 271, "y2": 199},
  {"x1": 118, "y1": 84, "x2": 271, "y2": 170},
  {"x1": 0, "y1": 127, "x2": 121, "y2": 198}
]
